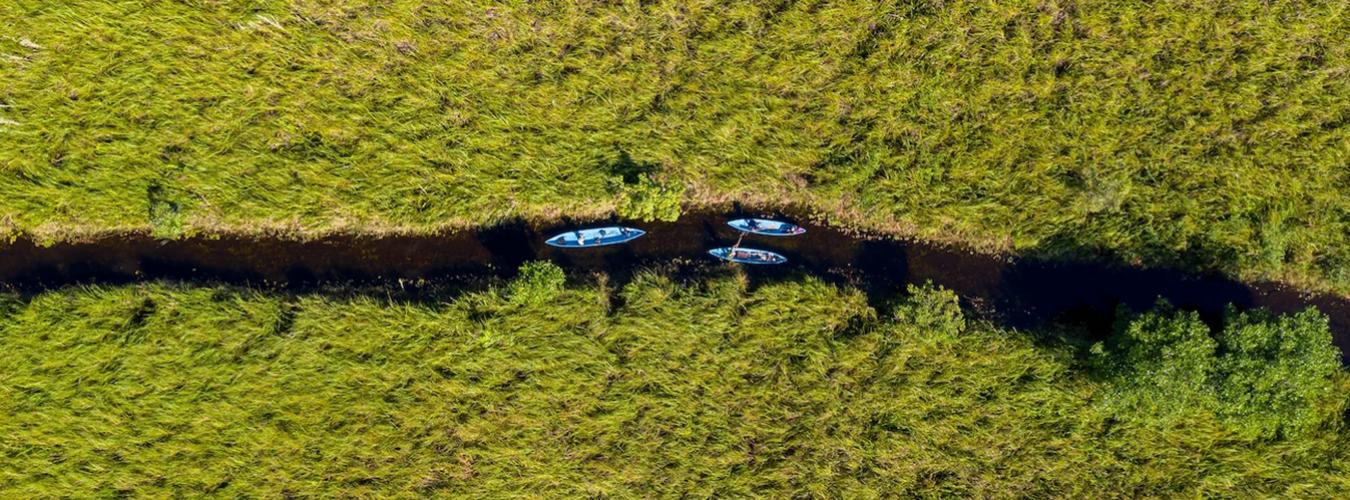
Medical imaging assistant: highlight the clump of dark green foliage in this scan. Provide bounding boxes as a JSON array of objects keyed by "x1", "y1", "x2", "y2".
[
  {"x1": 146, "y1": 183, "x2": 186, "y2": 239},
  {"x1": 506, "y1": 260, "x2": 567, "y2": 304},
  {"x1": 1, "y1": 267, "x2": 1347, "y2": 497},
  {"x1": 1095, "y1": 304, "x2": 1343, "y2": 439},
  {"x1": 613, "y1": 174, "x2": 683, "y2": 222},
  {"x1": 2, "y1": 1, "x2": 1348, "y2": 292}
]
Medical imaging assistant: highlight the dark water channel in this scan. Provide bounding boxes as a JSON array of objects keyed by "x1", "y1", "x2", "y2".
[{"x1": 2, "y1": 209, "x2": 1348, "y2": 362}]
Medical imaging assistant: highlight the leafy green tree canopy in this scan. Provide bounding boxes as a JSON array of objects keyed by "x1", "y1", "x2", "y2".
[
  {"x1": 506, "y1": 261, "x2": 566, "y2": 305},
  {"x1": 1216, "y1": 307, "x2": 1341, "y2": 439},
  {"x1": 1095, "y1": 304, "x2": 1220, "y2": 422},
  {"x1": 1097, "y1": 303, "x2": 1344, "y2": 439}
]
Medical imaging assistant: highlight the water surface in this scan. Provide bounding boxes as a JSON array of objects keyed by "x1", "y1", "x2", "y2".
[{"x1": 3, "y1": 209, "x2": 1346, "y2": 361}]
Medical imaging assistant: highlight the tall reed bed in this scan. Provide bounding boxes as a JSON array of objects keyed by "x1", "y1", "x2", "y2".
[
  {"x1": 2, "y1": 268, "x2": 1346, "y2": 496},
  {"x1": 2, "y1": 1, "x2": 1348, "y2": 291}
]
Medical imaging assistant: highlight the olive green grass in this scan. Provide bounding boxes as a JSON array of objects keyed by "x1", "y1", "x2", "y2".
[
  {"x1": 2, "y1": 0, "x2": 1349, "y2": 294},
  {"x1": 2, "y1": 266, "x2": 1347, "y2": 496}
]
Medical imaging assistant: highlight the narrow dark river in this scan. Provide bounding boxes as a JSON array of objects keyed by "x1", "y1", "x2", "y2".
[{"x1": 3, "y1": 209, "x2": 1348, "y2": 362}]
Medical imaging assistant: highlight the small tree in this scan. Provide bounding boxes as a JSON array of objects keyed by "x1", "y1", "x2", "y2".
[
  {"x1": 506, "y1": 261, "x2": 566, "y2": 305},
  {"x1": 1094, "y1": 303, "x2": 1219, "y2": 422},
  {"x1": 893, "y1": 283, "x2": 966, "y2": 336},
  {"x1": 613, "y1": 175, "x2": 683, "y2": 222},
  {"x1": 1097, "y1": 303, "x2": 1343, "y2": 439},
  {"x1": 1216, "y1": 307, "x2": 1340, "y2": 439}
]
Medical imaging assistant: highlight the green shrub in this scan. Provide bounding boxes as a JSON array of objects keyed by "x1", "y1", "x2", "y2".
[
  {"x1": 506, "y1": 261, "x2": 566, "y2": 305},
  {"x1": 146, "y1": 183, "x2": 185, "y2": 239},
  {"x1": 1217, "y1": 307, "x2": 1342, "y2": 439},
  {"x1": 1094, "y1": 304, "x2": 1219, "y2": 422},
  {"x1": 614, "y1": 175, "x2": 683, "y2": 222},
  {"x1": 1097, "y1": 303, "x2": 1344, "y2": 438},
  {"x1": 893, "y1": 283, "x2": 966, "y2": 337}
]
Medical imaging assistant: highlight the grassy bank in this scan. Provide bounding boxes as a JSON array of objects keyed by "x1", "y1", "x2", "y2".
[
  {"x1": 2, "y1": 267, "x2": 1347, "y2": 496},
  {"x1": 2, "y1": 1, "x2": 1349, "y2": 292}
]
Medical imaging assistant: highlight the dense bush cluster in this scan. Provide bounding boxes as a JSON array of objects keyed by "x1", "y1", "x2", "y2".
[
  {"x1": 612, "y1": 174, "x2": 684, "y2": 222},
  {"x1": 505, "y1": 260, "x2": 567, "y2": 304},
  {"x1": 1095, "y1": 304, "x2": 1343, "y2": 438}
]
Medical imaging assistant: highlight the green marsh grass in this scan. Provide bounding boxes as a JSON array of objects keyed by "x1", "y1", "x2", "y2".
[
  {"x1": 1, "y1": 1, "x2": 1348, "y2": 292},
  {"x1": 1, "y1": 271, "x2": 1347, "y2": 496}
]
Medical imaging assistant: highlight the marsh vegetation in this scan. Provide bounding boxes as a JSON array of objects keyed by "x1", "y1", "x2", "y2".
[
  {"x1": 2, "y1": 1, "x2": 1348, "y2": 494},
  {"x1": 2, "y1": 0, "x2": 1348, "y2": 292},
  {"x1": 2, "y1": 265, "x2": 1347, "y2": 496}
]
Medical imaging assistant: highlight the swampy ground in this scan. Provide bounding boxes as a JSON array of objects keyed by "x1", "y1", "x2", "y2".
[{"x1": 3, "y1": 0, "x2": 1350, "y2": 496}]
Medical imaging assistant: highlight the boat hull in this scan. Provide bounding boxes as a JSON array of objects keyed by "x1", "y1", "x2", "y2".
[
  {"x1": 546, "y1": 227, "x2": 645, "y2": 248},
  {"x1": 727, "y1": 218, "x2": 805, "y2": 236},
  {"x1": 709, "y1": 247, "x2": 787, "y2": 265}
]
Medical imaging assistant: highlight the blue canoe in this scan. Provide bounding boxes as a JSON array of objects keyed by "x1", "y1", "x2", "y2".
[
  {"x1": 709, "y1": 247, "x2": 788, "y2": 265},
  {"x1": 545, "y1": 226, "x2": 645, "y2": 248},
  {"x1": 727, "y1": 218, "x2": 805, "y2": 236}
]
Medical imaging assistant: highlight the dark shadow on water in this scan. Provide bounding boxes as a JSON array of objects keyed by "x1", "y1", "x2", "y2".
[{"x1": 2, "y1": 207, "x2": 1348, "y2": 363}]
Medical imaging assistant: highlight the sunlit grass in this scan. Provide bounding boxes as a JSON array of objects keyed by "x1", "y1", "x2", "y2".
[
  {"x1": 1, "y1": 273, "x2": 1347, "y2": 496},
  {"x1": 1, "y1": 1, "x2": 1347, "y2": 291}
]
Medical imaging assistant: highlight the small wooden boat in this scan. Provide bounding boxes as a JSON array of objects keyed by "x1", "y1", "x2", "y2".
[
  {"x1": 545, "y1": 227, "x2": 645, "y2": 248},
  {"x1": 727, "y1": 218, "x2": 805, "y2": 236},
  {"x1": 708, "y1": 247, "x2": 787, "y2": 265}
]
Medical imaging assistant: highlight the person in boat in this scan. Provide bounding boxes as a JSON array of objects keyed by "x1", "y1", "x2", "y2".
[
  {"x1": 576, "y1": 230, "x2": 586, "y2": 246},
  {"x1": 746, "y1": 219, "x2": 759, "y2": 231}
]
